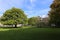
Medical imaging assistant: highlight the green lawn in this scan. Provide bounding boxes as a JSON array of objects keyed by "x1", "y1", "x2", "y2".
[{"x1": 0, "y1": 27, "x2": 60, "y2": 40}]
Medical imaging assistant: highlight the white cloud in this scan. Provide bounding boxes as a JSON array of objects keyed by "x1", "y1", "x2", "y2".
[
  {"x1": 0, "y1": 0, "x2": 25, "y2": 11},
  {"x1": 30, "y1": 0, "x2": 36, "y2": 4},
  {"x1": 26, "y1": 0, "x2": 36, "y2": 10},
  {"x1": 0, "y1": 0, "x2": 25, "y2": 16},
  {"x1": 25, "y1": 8, "x2": 50, "y2": 18},
  {"x1": 0, "y1": 0, "x2": 52, "y2": 18},
  {"x1": 41, "y1": 15, "x2": 48, "y2": 18}
]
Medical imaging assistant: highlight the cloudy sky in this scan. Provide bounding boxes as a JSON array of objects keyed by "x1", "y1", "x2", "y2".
[{"x1": 0, "y1": 0, "x2": 53, "y2": 18}]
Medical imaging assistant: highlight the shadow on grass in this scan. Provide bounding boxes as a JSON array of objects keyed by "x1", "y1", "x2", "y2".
[{"x1": 0, "y1": 28, "x2": 60, "y2": 40}]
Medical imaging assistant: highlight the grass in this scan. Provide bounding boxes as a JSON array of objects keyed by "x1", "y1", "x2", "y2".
[{"x1": 0, "y1": 27, "x2": 60, "y2": 40}]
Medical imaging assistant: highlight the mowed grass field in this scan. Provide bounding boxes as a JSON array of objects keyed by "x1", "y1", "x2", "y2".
[{"x1": 0, "y1": 27, "x2": 60, "y2": 40}]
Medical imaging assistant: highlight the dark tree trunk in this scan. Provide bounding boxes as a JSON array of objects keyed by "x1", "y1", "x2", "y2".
[{"x1": 15, "y1": 24, "x2": 17, "y2": 28}]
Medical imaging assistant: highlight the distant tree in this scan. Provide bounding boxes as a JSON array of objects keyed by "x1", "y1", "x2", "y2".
[
  {"x1": 28, "y1": 16, "x2": 41, "y2": 27},
  {"x1": 48, "y1": 0, "x2": 60, "y2": 27},
  {"x1": 0, "y1": 7, "x2": 27, "y2": 28}
]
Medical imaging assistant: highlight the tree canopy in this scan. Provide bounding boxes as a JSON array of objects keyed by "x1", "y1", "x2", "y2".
[
  {"x1": 28, "y1": 16, "x2": 41, "y2": 27},
  {"x1": 49, "y1": 0, "x2": 60, "y2": 27},
  {"x1": 0, "y1": 7, "x2": 27, "y2": 27}
]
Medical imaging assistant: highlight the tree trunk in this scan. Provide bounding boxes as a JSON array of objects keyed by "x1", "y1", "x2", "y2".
[{"x1": 15, "y1": 24, "x2": 17, "y2": 28}]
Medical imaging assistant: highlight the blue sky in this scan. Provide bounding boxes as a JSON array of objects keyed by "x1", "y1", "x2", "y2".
[{"x1": 0, "y1": 0, "x2": 53, "y2": 18}]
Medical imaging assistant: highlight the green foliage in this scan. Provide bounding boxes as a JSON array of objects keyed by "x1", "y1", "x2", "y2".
[
  {"x1": 49, "y1": 0, "x2": 60, "y2": 27},
  {"x1": 28, "y1": 16, "x2": 41, "y2": 27},
  {"x1": 0, "y1": 7, "x2": 27, "y2": 27}
]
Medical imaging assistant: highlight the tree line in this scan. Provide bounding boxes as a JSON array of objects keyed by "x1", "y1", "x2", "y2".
[{"x1": 0, "y1": 0, "x2": 60, "y2": 28}]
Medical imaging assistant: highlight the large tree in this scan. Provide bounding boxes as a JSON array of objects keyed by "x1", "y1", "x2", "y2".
[
  {"x1": 49, "y1": 0, "x2": 60, "y2": 27},
  {"x1": 0, "y1": 7, "x2": 27, "y2": 28}
]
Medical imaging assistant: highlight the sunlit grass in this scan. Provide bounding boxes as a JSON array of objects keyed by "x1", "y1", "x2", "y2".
[
  {"x1": 0, "y1": 28, "x2": 10, "y2": 31},
  {"x1": 22, "y1": 26, "x2": 33, "y2": 29},
  {"x1": 0, "y1": 27, "x2": 60, "y2": 40},
  {"x1": 0, "y1": 26, "x2": 32, "y2": 31}
]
